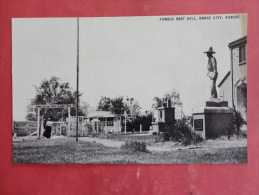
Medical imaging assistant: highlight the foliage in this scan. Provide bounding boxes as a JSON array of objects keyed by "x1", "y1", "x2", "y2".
[
  {"x1": 153, "y1": 89, "x2": 182, "y2": 109},
  {"x1": 121, "y1": 141, "x2": 148, "y2": 153},
  {"x1": 162, "y1": 119, "x2": 203, "y2": 146},
  {"x1": 124, "y1": 100, "x2": 142, "y2": 115},
  {"x1": 240, "y1": 83, "x2": 247, "y2": 113},
  {"x1": 97, "y1": 96, "x2": 141, "y2": 115},
  {"x1": 110, "y1": 97, "x2": 127, "y2": 115},
  {"x1": 26, "y1": 76, "x2": 85, "y2": 121},
  {"x1": 233, "y1": 110, "x2": 247, "y2": 136},
  {"x1": 132, "y1": 114, "x2": 152, "y2": 132},
  {"x1": 96, "y1": 96, "x2": 111, "y2": 111}
]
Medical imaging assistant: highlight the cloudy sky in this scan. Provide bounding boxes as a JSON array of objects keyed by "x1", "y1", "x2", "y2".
[{"x1": 12, "y1": 14, "x2": 247, "y2": 120}]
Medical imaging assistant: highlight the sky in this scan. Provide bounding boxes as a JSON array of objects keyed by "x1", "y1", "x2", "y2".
[{"x1": 12, "y1": 14, "x2": 247, "y2": 120}]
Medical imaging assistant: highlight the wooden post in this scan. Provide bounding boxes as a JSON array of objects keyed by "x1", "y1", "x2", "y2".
[
  {"x1": 81, "y1": 118, "x2": 83, "y2": 136},
  {"x1": 40, "y1": 116, "x2": 43, "y2": 136},
  {"x1": 125, "y1": 116, "x2": 127, "y2": 134},
  {"x1": 140, "y1": 124, "x2": 142, "y2": 133},
  {"x1": 120, "y1": 116, "x2": 121, "y2": 132},
  {"x1": 97, "y1": 117, "x2": 99, "y2": 133},
  {"x1": 68, "y1": 107, "x2": 71, "y2": 137},
  {"x1": 113, "y1": 119, "x2": 115, "y2": 133},
  {"x1": 76, "y1": 17, "x2": 80, "y2": 142},
  {"x1": 105, "y1": 117, "x2": 107, "y2": 134},
  {"x1": 37, "y1": 107, "x2": 40, "y2": 138}
]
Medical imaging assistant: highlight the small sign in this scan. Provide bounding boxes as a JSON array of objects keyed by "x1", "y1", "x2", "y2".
[{"x1": 194, "y1": 119, "x2": 203, "y2": 131}]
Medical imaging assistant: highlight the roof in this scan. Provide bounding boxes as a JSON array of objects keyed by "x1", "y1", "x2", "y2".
[
  {"x1": 218, "y1": 71, "x2": 230, "y2": 88},
  {"x1": 228, "y1": 36, "x2": 247, "y2": 48},
  {"x1": 87, "y1": 111, "x2": 115, "y2": 118}
]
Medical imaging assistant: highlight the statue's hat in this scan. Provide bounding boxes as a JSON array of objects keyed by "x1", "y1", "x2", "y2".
[{"x1": 204, "y1": 47, "x2": 216, "y2": 54}]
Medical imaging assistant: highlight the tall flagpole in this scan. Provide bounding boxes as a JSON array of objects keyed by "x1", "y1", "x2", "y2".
[{"x1": 76, "y1": 18, "x2": 79, "y2": 142}]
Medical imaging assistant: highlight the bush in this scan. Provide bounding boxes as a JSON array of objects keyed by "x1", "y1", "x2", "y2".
[
  {"x1": 233, "y1": 111, "x2": 246, "y2": 136},
  {"x1": 121, "y1": 141, "x2": 148, "y2": 153},
  {"x1": 162, "y1": 119, "x2": 203, "y2": 146}
]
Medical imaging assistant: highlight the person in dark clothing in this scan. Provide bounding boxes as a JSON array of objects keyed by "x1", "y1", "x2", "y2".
[
  {"x1": 43, "y1": 119, "x2": 47, "y2": 130},
  {"x1": 43, "y1": 118, "x2": 52, "y2": 138}
]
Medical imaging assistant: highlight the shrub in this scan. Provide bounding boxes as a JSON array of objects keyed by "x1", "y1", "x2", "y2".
[
  {"x1": 161, "y1": 132, "x2": 170, "y2": 142},
  {"x1": 162, "y1": 119, "x2": 203, "y2": 146},
  {"x1": 121, "y1": 141, "x2": 148, "y2": 153},
  {"x1": 233, "y1": 110, "x2": 246, "y2": 136},
  {"x1": 56, "y1": 130, "x2": 61, "y2": 136}
]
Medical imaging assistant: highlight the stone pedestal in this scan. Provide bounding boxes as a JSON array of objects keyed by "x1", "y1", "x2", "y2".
[
  {"x1": 192, "y1": 101, "x2": 233, "y2": 139},
  {"x1": 151, "y1": 122, "x2": 175, "y2": 134}
]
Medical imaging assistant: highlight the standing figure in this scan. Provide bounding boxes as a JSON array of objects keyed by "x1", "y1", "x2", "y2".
[
  {"x1": 204, "y1": 47, "x2": 218, "y2": 99},
  {"x1": 43, "y1": 118, "x2": 52, "y2": 139},
  {"x1": 43, "y1": 119, "x2": 47, "y2": 130}
]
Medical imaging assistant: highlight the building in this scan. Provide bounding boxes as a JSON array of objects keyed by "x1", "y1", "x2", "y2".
[
  {"x1": 86, "y1": 111, "x2": 121, "y2": 133},
  {"x1": 218, "y1": 36, "x2": 247, "y2": 121},
  {"x1": 151, "y1": 99, "x2": 176, "y2": 134}
]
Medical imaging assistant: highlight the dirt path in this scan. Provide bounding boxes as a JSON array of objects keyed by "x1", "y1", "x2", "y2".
[{"x1": 79, "y1": 137, "x2": 125, "y2": 148}]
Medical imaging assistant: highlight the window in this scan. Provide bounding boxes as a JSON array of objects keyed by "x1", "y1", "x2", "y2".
[
  {"x1": 239, "y1": 45, "x2": 246, "y2": 64},
  {"x1": 194, "y1": 119, "x2": 203, "y2": 131},
  {"x1": 107, "y1": 121, "x2": 113, "y2": 126}
]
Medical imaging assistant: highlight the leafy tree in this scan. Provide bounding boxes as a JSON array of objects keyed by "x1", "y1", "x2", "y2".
[
  {"x1": 132, "y1": 113, "x2": 152, "y2": 132},
  {"x1": 97, "y1": 96, "x2": 142, "y2": 116},
  {"x1": 153, "y1": 89, "x2": 182, "y2": 109},
  {"x1": 233, "y1": 110, "x2": 247, "y2": 136},
  {"x1": 96, "y1": 96, "x2": 142, "y2": 132},
  {"x1": 26, "y1": 76, "x2": 85, "y2": 122},
  {"x1": 81, "y1": 101, "x2": 92, "y2": 116},
  {"x1": 97, "y1": 96, "x2": 111, "y2": 111},
  {"x1": 152, "y1": 97, "x2": 163, "y2": 109},
  {"x1": 125, "y1": 100, "x2": 142, "y2": 116},
  {"x1": 110, "y1": 97, "x2": 127, "y2": 115}
]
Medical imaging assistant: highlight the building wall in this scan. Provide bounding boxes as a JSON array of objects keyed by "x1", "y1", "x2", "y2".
[
  {"x1": 164, "y1": 108, "x2": 175, "y2": 124},
  {"x1": 231, "y1": 44, "x2": 247, "y2": 120},
  {"x1": 218, "y1": 37, "x2": 247, "y2": 120},
  {"x1": 218, "y1": 74, "x2": 232, "y2": 105},
  {"x1": 232, "y1": 47, "x2": 247, "y2": 85}
]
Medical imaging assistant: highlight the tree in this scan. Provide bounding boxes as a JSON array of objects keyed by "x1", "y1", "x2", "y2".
[
  {"x1": 97, "y1": 96, "x2": 142, "y2": 116},
  {"x1": 81, "y1": 101, "x2": 92, "y2": 116},
  {"x1": 110, "y1": 97, "x2": 127, "y2": 115},
  {"x1": 125, "y1": 100, "x2": 142, "y2": 116},
  {"x1": 97, "y1": 96, "x2": 111, "y2": 111},
  {"x1": 153, "y1": 89, "x2": 182, "y2": 109},
  {"x1": 132, "y1": 113, "x2": 152, "y2": 132},
  {"x1": 26, "y1": 76, "x2": 85, "y2": 121}
]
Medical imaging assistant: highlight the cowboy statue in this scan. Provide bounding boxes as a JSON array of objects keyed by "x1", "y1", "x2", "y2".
[{"x1": 204, "y1": 47, "x2": 218, "y2": 100}]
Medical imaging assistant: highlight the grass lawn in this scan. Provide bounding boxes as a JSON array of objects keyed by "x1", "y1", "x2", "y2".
[{"x1": 13, "y1": 137, "x2": 247, "y2": 164}]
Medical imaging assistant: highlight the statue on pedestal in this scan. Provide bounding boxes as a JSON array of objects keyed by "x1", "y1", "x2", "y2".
[{"x1": 204, "y1": 47, "x2": 218, "y2": 100}]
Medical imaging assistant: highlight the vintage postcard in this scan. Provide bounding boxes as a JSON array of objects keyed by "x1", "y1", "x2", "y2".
[{"x1": 12, "y1": 14, "x2": 247, "y2": 164}]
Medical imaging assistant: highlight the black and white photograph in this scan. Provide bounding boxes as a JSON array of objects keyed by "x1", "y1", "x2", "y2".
[{"x1": 12, "y1": 14, "x2": 247, "y2": 164}]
